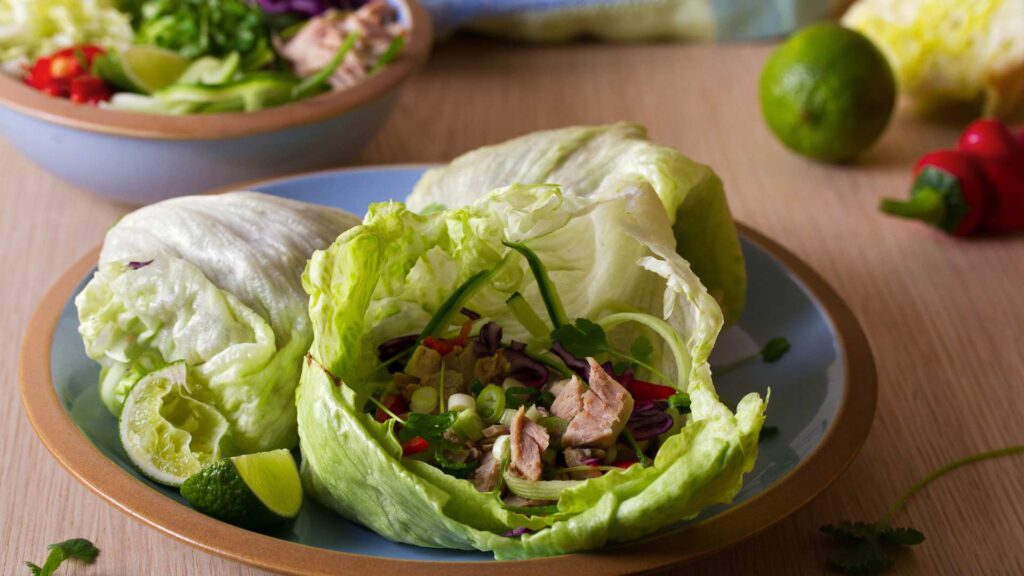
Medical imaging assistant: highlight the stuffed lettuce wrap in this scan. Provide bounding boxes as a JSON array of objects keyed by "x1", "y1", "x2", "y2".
[
  {"x1": 298, "y1": 182, "x2": 765, "y2": 559},
  {"x1": 406, "y1": 123, "x2": 747, "y2": 325},
  {"x1": 76, "y1": 192, "x2": 358, "y2": 484}
]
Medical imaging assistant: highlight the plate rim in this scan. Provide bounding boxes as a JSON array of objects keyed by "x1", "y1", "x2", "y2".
[{"x1": 19, "y1": 166, "x2": 877, "y2": 575}]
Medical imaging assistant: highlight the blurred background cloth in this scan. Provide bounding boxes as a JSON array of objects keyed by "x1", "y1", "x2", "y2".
[{"x1": 421, "y1": 0, "x2": 847, "y2": 41}]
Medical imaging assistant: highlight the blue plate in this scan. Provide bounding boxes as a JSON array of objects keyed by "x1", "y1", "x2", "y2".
[{"x1": 22, "y1": 166, "x2": 876, "y2": 574}]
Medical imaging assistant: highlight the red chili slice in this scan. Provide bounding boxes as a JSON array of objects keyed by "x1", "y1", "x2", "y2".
[
  {"x1": 630, "y1": 380, "x2": 677, "y2": 401},
  {"x1": 401, "y1": 436, "x2": 429, "y2": 457},
  {"x1": 374, "y1": 394, "x2": 408, "y2": 423}
]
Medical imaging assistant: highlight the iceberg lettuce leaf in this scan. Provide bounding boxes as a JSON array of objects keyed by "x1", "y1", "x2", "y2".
[{"x1": 407, "y1": 123, "x2": 747, "y2": 325}]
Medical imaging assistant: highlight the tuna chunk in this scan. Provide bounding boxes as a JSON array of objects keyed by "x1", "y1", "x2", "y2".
[
  {"x1": 474, "y1": 350, "x2": 510, "y2": 384},
  {"x1": 562, "y1": 358, "x2": 634, "y2": 448},
  {"x1": 509, "y1": 406, "x2": 550, "y2": 481},
  {"x1": 549, "y1": 375, "x2": 586, "y2": 422},
  {"x1": 405, "y1": 345, "x2": 441, "y2": 380},
  {"x1": 472, "y1": 451, "x2": 501, "y2": 492}
]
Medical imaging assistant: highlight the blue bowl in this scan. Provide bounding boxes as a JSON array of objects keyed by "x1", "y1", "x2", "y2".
[{"x1": 0, "y1": 0, "x2": 431, "y2": 205}]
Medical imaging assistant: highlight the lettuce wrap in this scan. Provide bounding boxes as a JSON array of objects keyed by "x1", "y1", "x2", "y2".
[
  {"x1": 406, "y1": 123, "x2": 747, "y2": 326},
  {"x1": 76, "y1": 192, "x2": 359, "y2": 455},
  {"x1": 298, "y1": 181, "x2": 765, "y2": 559}
]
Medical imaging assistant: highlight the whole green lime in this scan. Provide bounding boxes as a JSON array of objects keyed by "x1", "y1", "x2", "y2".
[{"x1": 760, "y1": 23, "x2": 897, "y2": 163}]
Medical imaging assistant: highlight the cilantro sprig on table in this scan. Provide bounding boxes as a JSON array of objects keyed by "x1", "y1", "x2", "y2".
[
  {"x1": 821, "y1": 445, "x2": 1024, "y2": 574},
  {"x1": 25, "y1": 538, "x2": 98, "y2": 576}
]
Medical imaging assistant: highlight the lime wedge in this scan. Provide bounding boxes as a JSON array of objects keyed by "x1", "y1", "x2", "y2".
[
  {"x1": 180, "y1": 449, "x2": 303, "y2": 530},
  {"x1": 95, "y1": 46, "x2": 190, "y2": 94},
  {"x1": 119, "y1": 363, "x2": 231, "y2": 487}
]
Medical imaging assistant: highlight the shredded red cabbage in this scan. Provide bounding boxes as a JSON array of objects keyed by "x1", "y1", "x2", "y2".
[
  {"x1": 255, "y1": 0, "x2": 366, "y2": 16},
  {"x1": 580, "y1": 457, "x2": 601, "y2": 466},
  {"x1": 551, "y1": 342, "x2": 588, "y2": 379},
  {"x1": 509, "y1": 340, "x2": 527, "y2": 352},
  {"x1": 460, "y1": 307, "x2": 481, "y2": 320},
  {"x1": 473, "y1": 321, "x2": 502, "y2": 356},
  {"x1": 127, "y1": 260, "x2": 153, "y2": 270},
  {"x1": 503, "y1": 526, "x2": 532, "y2": 537},
  {"x1": 377, "y1": 334, "x2": 417, "y2": 371},
  {"x1": 628, "y1": 401, "x2": 674, "y2": 440},
  {"x1": 505, "y1": 349, "x2": 549, "y2": 388}
]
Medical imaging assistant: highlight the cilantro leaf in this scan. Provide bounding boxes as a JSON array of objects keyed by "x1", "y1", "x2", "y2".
[
  {"x1": 551, "y1": 318, "x2": 608, "y2": 358},
  {"x1": 760, "y1": 337, "x2": 791, "y2": 362},
  {"x1": 25, "y1": 538, "x2": 99, "y2": 576},
  {"x1": 667, "y1": 392, "x2": 691, "y2": 412},
  {"x1": 629, "y1": 336, "x2": 654, "y2": 366},
  {"x1": 398, "y1": 412, "x2": 457, "y2": 442}
]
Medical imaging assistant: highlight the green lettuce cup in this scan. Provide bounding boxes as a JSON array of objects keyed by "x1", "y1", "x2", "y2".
[
  {"x1": 298, "y1": 183, "x2": 765, "y2": 559},
  {"x1": 76, "y1": 192, "x2": 358, "y2": 457}
]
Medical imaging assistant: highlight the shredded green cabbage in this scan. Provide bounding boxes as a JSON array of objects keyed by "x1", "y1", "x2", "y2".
[{"x1": 0, "y1": 0, "x2": 133, "y2": 73}]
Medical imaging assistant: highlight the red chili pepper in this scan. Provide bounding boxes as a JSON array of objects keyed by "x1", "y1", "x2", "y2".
[
  {"x1": 422, "y1": 318, "x2": 477, "y2": 356},
  {"x1": 401, "y1": 436, "x2": 429, "y2": 457},
  {"x1": 374, "y1": 394, "x2": 408, "y2": 423},
  {"x1": 612, "y1": 455, "x2": 638, "y2": 469},
  {"x1": 630, "y1": 380, "x2": 677, "y2": 401},
  {"x1": 879, "y1": 119, "x2": 1024, "y2": 236},
  {"x1": 422, "y1": 336, "x2": 455, "y2": 356},
  {"x1": 22, "y1": 44, "x2": 111, "y2": 105}
]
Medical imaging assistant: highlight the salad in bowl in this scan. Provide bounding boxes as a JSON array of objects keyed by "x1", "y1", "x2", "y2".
[{"x1": 0, "y1": 0, "x2": 407, "y2": 114}]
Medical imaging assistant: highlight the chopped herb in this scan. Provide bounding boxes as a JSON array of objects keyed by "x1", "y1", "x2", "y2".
[
  {"x1": 25, "y1": 538, "x2": 99, "y2": 576},
  {"x1": 552, "y1": 318, "x2": 672, "y2": 385},
  {"x1": 822, "y1": 445, "x2": 1024, "y2": 574},
  {"x1": 761, "y1": 337, "x2": 791, "y2": 362},
  {"x1": 715, "y1": 336, "x2": 791, "y2": 376},
  {"x1": 758, "y1": 425, "x2": 779, "y2": 442},
  {"x1": 504, "y1": 386, "x2": 536, "y2": 410},
  {"x1": 434, "y1": 450, "x2": 478, "y2": 479},
  {"x1": 398, "y1": 412, "x2": 457, "y2": 442},
  {"x1": 629, "y1": 336, "x2": 654, "y2": 366},
  {"x1": 667, "y1": 392, "x2": 691, "y2": 412}
]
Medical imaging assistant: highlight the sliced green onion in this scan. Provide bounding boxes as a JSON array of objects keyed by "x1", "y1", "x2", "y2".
[
  {"x1": 597, "y1": 312, "x2": 691, "y2": 388},
  {"x1": 525, "y1": 405, "x2": 543, "y2": 422},
  {"x1": 499, "y1": 408, "x2": 519, "y2": 427},
  {"x1": 451, "y1": 410, "x2": 485, "y2": 442},
  {"x1": 506, "y1": 292, "x2": 550, "y2": 337},
  {"x1": 419, "y1": 254, "x2": 511, "y2": 341},
  {"x1": 410, "y1": 386, "x2": 437, "y2": 414},
  {"x1": 541, "y1": 448, "x2": 557, "y2": 466},
  {"x1": 492, "y1": 434, "x2": 511, "y2": 462},
  {"x1": 503, "y1": 241, "x2": 569, "y2": 329},
  {"x1": 369, "y1": 35, "x2": 405, "y2": 74},
  {"x1": 538, "y1": 416, "x2": 569, "y2": 436},
  {"x1": 294, "y1": 30, "x2": 360, "y2": 99},
  {"x1": 622, "y1": 428, "x2": 650, "y2": 467},
  {"x1": 438, "y1": 362, "x2": 446, "y2": 413},
  {"x1": 476, "y1": 385, "x2": 505, "y2": 424},
  {"x1": 447, "y1": 393, "x2": 476, "y2": 413},
  {"x1": 504, "y1": 472, "x2": 580, "y2": 501}
]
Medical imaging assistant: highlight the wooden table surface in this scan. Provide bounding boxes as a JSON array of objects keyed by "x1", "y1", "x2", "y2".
[{"x1": 3, "y1": 38, "x2": 1023, "y2": 575}]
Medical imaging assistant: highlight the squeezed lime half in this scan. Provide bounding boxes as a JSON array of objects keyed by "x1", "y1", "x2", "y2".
[{"x1": 118, "y1": 363, "x2": 231, "y2": 487}]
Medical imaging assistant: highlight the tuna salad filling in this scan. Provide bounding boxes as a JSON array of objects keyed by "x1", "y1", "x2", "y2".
[{"x1": 365, "y1": 244, "x2": 693, "y2": 511}]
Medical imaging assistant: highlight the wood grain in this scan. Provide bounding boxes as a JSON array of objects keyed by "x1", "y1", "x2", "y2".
[{"x1": 2, "y1": 38, "x2": 1023, "y2": 575}]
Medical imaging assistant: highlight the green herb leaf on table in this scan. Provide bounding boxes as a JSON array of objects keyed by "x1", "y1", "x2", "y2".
[
  {"x1": 398, "y1": 412, "x2": 457, "y2": 442},
  {"x1": 821, "y1": 445, "x2": 1023, "y2": 574},
  {"x1": 821, "y1": 522, "x2": 923, "y2": 574},
  {"x1": 25, "y1": 538, "x2": 99, "y2": 576}
]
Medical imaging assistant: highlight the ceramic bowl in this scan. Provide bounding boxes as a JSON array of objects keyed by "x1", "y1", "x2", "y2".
[{"x1": 0, "y1": 0, "x2": 431, "y2": 205}]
